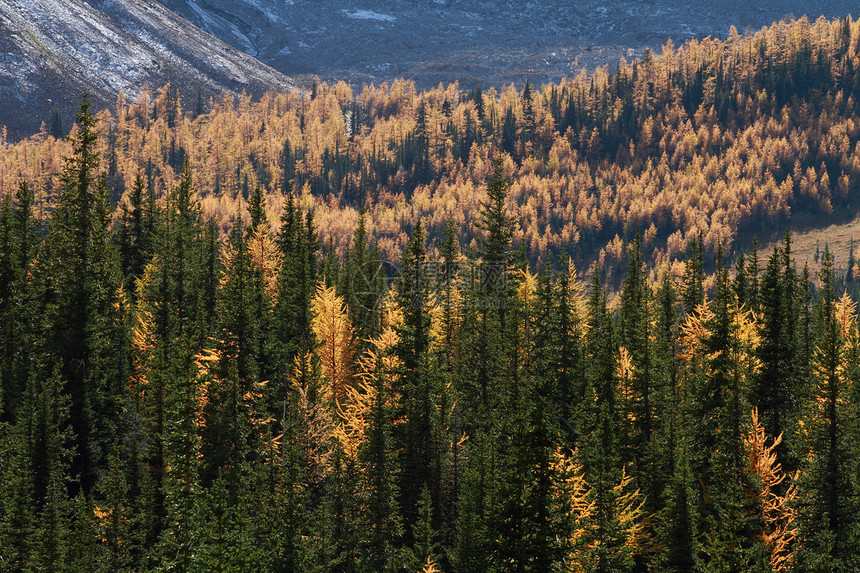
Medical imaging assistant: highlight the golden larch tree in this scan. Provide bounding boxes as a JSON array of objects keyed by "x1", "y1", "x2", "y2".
[
  {"x1": 747, "y1": 407, "x2": 797, "y2": 572},
  {"x1": 311, "y1": 282, "x2": 357, "y2": 411}
]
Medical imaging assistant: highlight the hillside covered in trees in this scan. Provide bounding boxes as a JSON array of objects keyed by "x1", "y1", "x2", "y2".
[
  {"x1": 4, "y1": 16, "x2": 860, "y2": 279},
  {"x1": 4, "y1": 14, "x2": 860, "y2": 573}
]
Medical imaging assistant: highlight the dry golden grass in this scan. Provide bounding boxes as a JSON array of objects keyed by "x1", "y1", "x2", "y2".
[{"x1": 757, "y1": 214, "x2": 860, "y2": 280}]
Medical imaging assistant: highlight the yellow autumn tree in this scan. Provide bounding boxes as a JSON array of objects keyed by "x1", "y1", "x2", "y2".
[
  {"x1": 289, "y1": 349, "x2": 336, "y2": 481},
  {"x1": 564, "y1": 258, "x2": 589, "y2": 333},
  {"x1": 330, "y1": 376, "x2": 375, "y2": 460},
  {"x1": 551, "y1": 447, "x2": 595, "y2": 571},
  {"x1": 357, "y1": 287, "x2": 403, "y2": 379},
  {"x1": 418, "y1": 557, "x2": 441, "y2": 573},
  {"x1": 355, "y1": 287, "x2": 403, "y2": 401},
  {"x1": 679, "y1": 302, "x2": 716, "y2": 365},
  {"x1": 247, "y1": 224, "x2": 282, "y2": 300},
  {"x1": 551, "y1": 447, "x2": 649, "y2": 571},
  {"x1": 311, "y1": 282, "x2": 357, "y2": 411},
  {"x1": 728, "y1": 303, "x2": 763, "y2": 384},
  {"x1": 427, "y1": 289, "x2": 455, "y2": 355},
  {"x1": 835, "y1": 290, "x2": 858, "y2": 339},
  {"x1": 305, "y1": 284, "x2": 406, "y2": 461},
  {"x1": 129, "y1": 257, "x2": 160, "y2": 401},
  {"x1": 747, "y1": 407, "x2": 798, "y2": 572},
  {"x1": 617, "y1": 346, "x2": 636, "y2": 426},
  {"x1": 613, "y1": 468, "x2": 651, "y2": 555}
]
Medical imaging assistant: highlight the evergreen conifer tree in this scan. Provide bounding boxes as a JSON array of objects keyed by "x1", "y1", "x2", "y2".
[
  {"x1": 393, "y1": 220, "x2": 436, "y2": 542},
  {"x1": 341, "y1": 211, "x2": 385, "y2": 347},
  {"x1": 35, "y1": 94, "x2": 128, "y2": 494},
  {"x1": 795, "y1": 247, "x2": 860, "y2": 570},
  {"x1": 682, "y1": 235, "x2": 704, "y2": 314}
]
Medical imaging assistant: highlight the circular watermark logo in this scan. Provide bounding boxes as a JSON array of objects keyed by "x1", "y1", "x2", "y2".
[{"x1": 349, "y1": 258, "x2": 399, "y2": 312}]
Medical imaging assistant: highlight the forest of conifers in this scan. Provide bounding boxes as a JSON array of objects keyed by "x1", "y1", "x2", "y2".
[{"x1": 3, "y1": 13, "x2": 860, "y2": 573}]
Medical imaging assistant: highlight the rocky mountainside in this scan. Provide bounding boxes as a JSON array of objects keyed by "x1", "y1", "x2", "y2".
[
  {"x1": 162, "y1": 0, "x2": 854, "y2": 88},
  {"x1": 0, "y1": 0, "x2": 293, "y2": 139}
]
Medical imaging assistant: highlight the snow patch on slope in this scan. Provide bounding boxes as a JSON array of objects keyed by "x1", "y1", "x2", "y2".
[
  {"x1": 0, "y1": 0, "x2": 294, "y2": 138},
  {"x1": 342, "y1": 9, "x2": 395, "y2": 22}
]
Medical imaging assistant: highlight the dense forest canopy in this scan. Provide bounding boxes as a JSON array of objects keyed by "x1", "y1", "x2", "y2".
[{"x1": 3, "y1": 13, "x2": 860, "y2": 573}]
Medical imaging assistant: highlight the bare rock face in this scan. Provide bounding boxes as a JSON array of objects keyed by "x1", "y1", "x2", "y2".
[
  {"x1": 0, "y1": 0, "x2": 293, "y2": 139},
  {"x1": 160, "y1": 0, "x2": 854, "y2": 88}
]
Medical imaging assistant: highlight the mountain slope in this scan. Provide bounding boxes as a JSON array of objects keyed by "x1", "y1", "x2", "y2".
[
  {"x1": 0, "y1": 0, "x2": 293, "y2": 139},
  {"x1": 162, "y1": 0, "x2": 854, "y2": 88}
]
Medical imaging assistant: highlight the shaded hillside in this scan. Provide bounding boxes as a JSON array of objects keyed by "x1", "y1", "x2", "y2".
[
  {"x1": 0, "y1": 0, "x2": 293, "y2": 139},
  {"x1": 162, "y1": 0, "x2": 854, "y2": 87}
]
